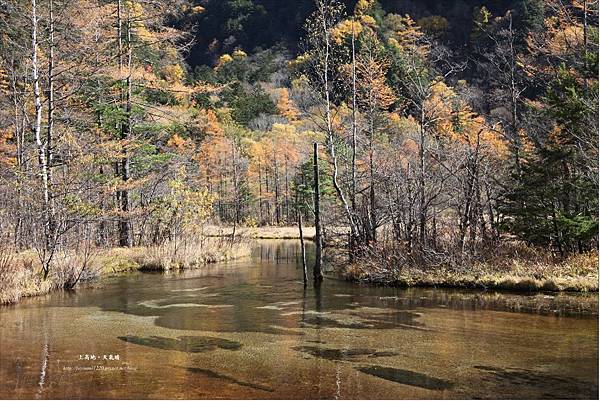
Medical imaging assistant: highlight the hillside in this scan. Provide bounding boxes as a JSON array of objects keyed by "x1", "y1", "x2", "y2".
[{"x1": 180, "y1": 0, "x2": 516, "y2": 66}]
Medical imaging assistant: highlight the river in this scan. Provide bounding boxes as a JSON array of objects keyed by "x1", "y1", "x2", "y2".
[{"x1": 0, "y1": 240, "x2": 598, "y2": 399}]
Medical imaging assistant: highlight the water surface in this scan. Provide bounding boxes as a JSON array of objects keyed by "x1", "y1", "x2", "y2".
[{"x1": 1, "y1": 240, "x2": 598, "y2": 399}]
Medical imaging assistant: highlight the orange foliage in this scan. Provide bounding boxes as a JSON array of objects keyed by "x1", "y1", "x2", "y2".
[
  {"x1": 427, "y1": 81, "x2": 508, "y2": 157},
  {"x1": 526, "y1": 1, "x2": 587, "y2": 78},
  {"x1": 167, "y1": 134, "x2": 195, "y2": 155},
  {"x1": 385, "y1": 15, "x2": 428, "y2": 57},
  {"x1": 198, "y1": 136, "x2": 231, "y2": 188},
  {"x1": 246, "y1": 123, "x2": 305, "y2": 203},
  {"x1": 355, "y1": 52, "x2": 396, "y2": 112},
  {"x1": 0, "y1": 130, "x2": 16, "y2": 168},
  {"x1": 276, "y1": 88, "x2": 300, "y2": 122},
  {"x1": 332, "y1": 19, "x2": 365, "y2": 44},
  {"x1": 0, "y1": 68, "x2": 8, "y2": 93},
  {"x1": 196, "y1": 110, "x2": 230, "y2": 188},
  {"x1": 195, "y1": 109, "x2": 224, "y2": 137}
]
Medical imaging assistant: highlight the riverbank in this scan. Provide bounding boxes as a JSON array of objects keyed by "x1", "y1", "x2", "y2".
[
  {"x1": 342, "y1": 246, "x2": 599, "y2": 293},
  {"x1": 0, "y1": 238, "x2": 251, "y2": 305}
]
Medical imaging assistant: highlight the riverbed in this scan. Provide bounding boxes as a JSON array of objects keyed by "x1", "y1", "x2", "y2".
[{"x1": 0, "y1": 240, "x2": 597, "y2": 399}]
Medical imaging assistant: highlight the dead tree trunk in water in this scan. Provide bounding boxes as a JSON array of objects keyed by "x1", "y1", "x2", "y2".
[
  {"x1": 313, "y1": 142, "x2": 323, "y2": 281},
  {"x1": 298, "y1": 213, "x2": 307, "y2": 286}
]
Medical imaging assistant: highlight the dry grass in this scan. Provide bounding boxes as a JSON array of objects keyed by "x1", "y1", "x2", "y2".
[
  {"x1": 0, "y1": 250, "x2": 59, "y2": 304},
  {"x1": 53, "y1": 250, "x2": 102, "y2": 288},
  {"x1": 0, "y1": 237, "x2": 251, "y2": 305},
  {"x1": 343, "y1": 243, "x2": 599, "y2": 293},
  {"x1": 204, "y1": 225, "x2": 316, "y2": 240},
  {"x1": 203, "y1": 224, "x2": 353, "y2": 241},
  {"x1": 131, "y1": 238, "x2": 252, "y2": 271}
]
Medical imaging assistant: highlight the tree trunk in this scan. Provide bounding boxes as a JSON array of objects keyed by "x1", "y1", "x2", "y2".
[
  {"x1": 285, "y1": 157, "x2": 290, "y2": 224},
  {"x1": 10, "y1": 57, "x2": 25, "y2": 249},
  {"x1": 258, "y1": 163, "x2": 263, "y2": 223},
  {"x1": 31, "y1": 0, "x2": 53, "y2": 278},
  {"x1": 313, "y1": 142, "x2": 323, "y2": 281},
  {"x1": 418, "y1": 106, "x2": 427, "y2": 252},
  {"x1": 350, "y1": 16, "x2": 358, "y2": 257},
  {"x1": 369, "y1": 113, "x2": 376, "y2": 242},
  {"x1": 319, "y1": 8, "x2": 358, "y2": 245},
  {"x1": 232, "y1": 141, "x2": 240, "y2": 224},
  {"x1": 298, "y1": 213, "x2": 307, "y2": 286},
  {"x1": 46, "y1": 0, "x2": 56, "y2": 238},
  {"x1": 508, "y1": 13, "x2": 522, "y2": 176},
  {"x1": 274, "y1": 149, "x2": 280, "y2": 225},
  {"x1": 118, "y1": 4, "x2": 132, "y2": 247}
]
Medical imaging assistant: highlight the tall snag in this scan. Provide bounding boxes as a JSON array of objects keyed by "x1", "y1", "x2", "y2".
[
  {"x1": 313, "y1": 142, "x2": 323, "y2": 281},
  {"x1": 31, "y1": 0, "x2": 54, "y2": 278}
]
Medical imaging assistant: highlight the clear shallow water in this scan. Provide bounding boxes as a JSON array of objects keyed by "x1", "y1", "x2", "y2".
[{"x1": 0, "y1": 240, "x2": 598, "y2": 399}]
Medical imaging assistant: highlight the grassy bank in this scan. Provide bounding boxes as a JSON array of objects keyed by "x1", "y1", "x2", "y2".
[
  {"x1": 0, "y1": 238, "x2": 251, "y2": 305},
  {"x1": 342, "y1": 245, "x2": 599, "y2": 293}
]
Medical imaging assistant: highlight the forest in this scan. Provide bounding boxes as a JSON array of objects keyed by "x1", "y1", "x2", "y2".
[{"x1": 0, "y1": 0, "x2": 598, "y2": 303}]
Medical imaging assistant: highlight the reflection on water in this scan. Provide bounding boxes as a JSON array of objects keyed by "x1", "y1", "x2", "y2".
[
  {"x1": 357, "y1": 365, "x2": 454, "y2": 391},
  {"x1": 472, "y1": 365, "x2": 600, "y2": 399},
  {"x1": 0, "y1": 239, "x2": 598, "y2": 399},
  {"x1": 185, "y1": 367, "x2": 274, "y2": 393},
  {"x1": 292, "y1": 346, "x2": 399, "y2": 361},
  {"x1": 118, "y1": 335, "x2": 242, "y2": 352}
]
